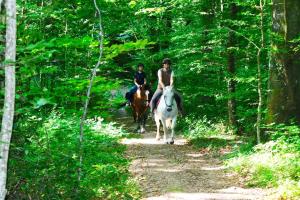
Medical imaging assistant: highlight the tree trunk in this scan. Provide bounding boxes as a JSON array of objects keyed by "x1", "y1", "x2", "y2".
[
  {"x1": 78, "y1": 0, "x2": 104, "y2": 190},
  {"x1": 227, "y1": 3, "x2": 240, "y2": 133},
  {"x1": 0, "y1": 0, "x2": 3, "y2": 12},
  {"x1": 0, "y1": 0, "x2": 16, "y2": 199},
  {"x1": 256, "y1": 0, "x2": 265, "y2": 144},
  {"x1": 268, "y1": 0, "x2": 300, "y2": 123}
]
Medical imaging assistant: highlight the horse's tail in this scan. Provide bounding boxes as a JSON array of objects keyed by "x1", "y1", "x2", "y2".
[{"x1": 166, "y1": 119, "x2": 172, "y2": 129}]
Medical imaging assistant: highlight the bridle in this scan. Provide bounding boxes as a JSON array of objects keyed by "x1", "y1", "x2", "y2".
[
  {"x1": 137, "y1": 85, "x2": 149, "y2": 106},
  {"x1": 164, "y1": 94, "x2": 174, "y2": 109}
]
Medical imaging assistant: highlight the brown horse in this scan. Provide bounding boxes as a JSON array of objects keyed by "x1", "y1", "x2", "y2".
[{"x1": 131, "y1": 85, "x2": 149, "y2": 133}]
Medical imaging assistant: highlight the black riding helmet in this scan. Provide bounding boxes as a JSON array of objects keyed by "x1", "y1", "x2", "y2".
[{"x1": 137, "y1": 63, "x2": 145, "y2": 68}]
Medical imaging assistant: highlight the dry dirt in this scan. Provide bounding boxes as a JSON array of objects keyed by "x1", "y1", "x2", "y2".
[{"x1": 114, "y1": 110, "x2": 271, "y2": 200}]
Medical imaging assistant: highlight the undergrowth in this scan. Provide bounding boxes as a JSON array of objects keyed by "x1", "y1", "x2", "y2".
[
  {"x1": 227, "y1": 125, "x2": 300, "y2": 199},
  {"x1": 182, "y1": 116, "x2": 300, "y2": 199},
  {"x1": 180, "y1": 116, "x2": 236, "y2": 152},
  {"x1": 7, "y1": 110, "x2": 140, "y2": 200}
]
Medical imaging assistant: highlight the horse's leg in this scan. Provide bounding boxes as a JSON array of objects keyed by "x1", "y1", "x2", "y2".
[
  {"x1": 140, "y1": 115, "x2": 145, "y2": 133},
  {"x1": 161, "y1": 120, "x2": 168, "y2": 144},
  {"x1": 155, "y1": 114, "x2": 160, "y2": 140},
  {"x1": 133, "y1": 112, "x2": 137, "y2": 123},
  {"x1": 144, "y1": 113, "x2": 147, "y2": 130},
  {"x1": 140, "y1": 114, "x2": 146, "y2": 133},
  {"x1": 170, "y1": 117, "x2": 177, "y2": 145},
  {"x1": 136, "y1": 115, "x2": 141, "y2": 133}
]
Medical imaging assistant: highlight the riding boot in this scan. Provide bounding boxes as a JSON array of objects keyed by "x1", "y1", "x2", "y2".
[
  {"x1": 178, "y1": 104, "x2": 185, "y2": 116},
  {"x1": 119, "y1": 101, "x2": 128, "y2": 108},
  {"x1": 150, "y1": 108, "x2": 154, "y2": 118}
]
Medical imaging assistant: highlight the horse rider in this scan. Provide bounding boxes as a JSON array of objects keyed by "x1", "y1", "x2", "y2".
[
  {"x1": 125, "y1": 63, "x2": 150, "y2": 106},
  {"x1": 150, "y1": 58, "x2": 183, "y2": 115}
]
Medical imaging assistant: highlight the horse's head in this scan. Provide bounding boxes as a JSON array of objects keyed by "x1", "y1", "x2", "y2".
[
  {"x1": 136, "y1": 85, "x2": 146, "y2": 97},
  {"x1": 134, "y1": 85, "x2": 149, "y2": 106},
  {"x1": 163, "y1": 86, "x2": 175, "y2": 112}
]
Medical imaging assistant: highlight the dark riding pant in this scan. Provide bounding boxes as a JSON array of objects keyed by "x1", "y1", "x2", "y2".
[
  {"x1": 125, "y1": 85, "x2": 138, "y2": 103},
  {"x1": 150, "y1": 89, "x2": 183, "y2": 113}
]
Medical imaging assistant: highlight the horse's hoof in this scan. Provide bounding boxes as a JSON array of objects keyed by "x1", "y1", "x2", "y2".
[
  {"x1": 170, "y1": 140, "x2": 174, "y2": 145},
  {"x1": 164, "y1": 141, "x2": 169, "y2": 144},
  {"x1": 156, "y1": 137, "x2": 160, "y2": 141}
]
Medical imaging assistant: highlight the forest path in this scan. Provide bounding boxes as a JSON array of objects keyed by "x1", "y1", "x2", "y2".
[{"x1": 114, "y1": 109, "x2": 269, "y2": 200}]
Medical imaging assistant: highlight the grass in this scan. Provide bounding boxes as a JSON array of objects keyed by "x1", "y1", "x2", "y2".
[
  {"x1": 8, "y1": 111, "x2": 141, "y2": 200},
  {"x1": 227, "y1": 138, "x2": 300, "y2": 199}
]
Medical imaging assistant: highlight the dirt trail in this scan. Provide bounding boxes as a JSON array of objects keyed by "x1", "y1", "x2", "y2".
[{"x1": 114, "y1": 110, "x2": 269, "y2": 200}]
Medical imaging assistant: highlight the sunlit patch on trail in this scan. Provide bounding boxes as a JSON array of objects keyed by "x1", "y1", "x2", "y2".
[
  {"x1": 143, "y1": 189, "x2": 266, "y2": 200},
  {"x1": 121, "y1": 137, "x2": 187, "y2": 145},
  {"x1": 153, "y1": 168, "x2": 184, "y2": 173},
  {"x1": 187, "y1": 159, "x2": 205, "y2": 163},
  {"x1": 185, "y1": 153, "x2": 204, "y2": 158},
  {"x1": 200, "y1": 166, "x2": 227, "y2": 171}
]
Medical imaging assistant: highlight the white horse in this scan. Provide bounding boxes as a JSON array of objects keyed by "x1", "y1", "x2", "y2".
[{"x1": 154, "y1": 86, "x2": 178, "y2": 144}]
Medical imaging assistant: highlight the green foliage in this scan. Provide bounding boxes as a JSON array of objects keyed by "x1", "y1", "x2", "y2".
[
  {"x1": 182, "y1": 116, "x2": 230, "y2": 137},
  {"x1": 227, "y1": 125, "x2": 300, "y2": 199},
  {"x1": 181, "y1": 115, "x2": 236, "y2": 151},
  {"x1": 7, "y1": 111, "x2": 140, "y2": 199},
  {"x1": 1, "y1": 0, "x2": 298, "y2": 199}
]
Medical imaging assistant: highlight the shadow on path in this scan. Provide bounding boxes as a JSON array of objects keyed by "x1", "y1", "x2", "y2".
[{"x1": 113, "y1": 109, "x2": 269, "y2": 200}]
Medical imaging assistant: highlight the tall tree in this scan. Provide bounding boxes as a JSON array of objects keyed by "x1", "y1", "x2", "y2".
[
  {"x1": 78, "y1": 0, "x2": 104, "y2": 186},
  {"x1": 227, "y1": 2, "x2": 240, "y2": 133},
  {"x1": 0, "y1": 0, "x2": 16, "y2": 199},
  {"x1": 268, "y1": 0, "x2": 300, "y2": 123}
]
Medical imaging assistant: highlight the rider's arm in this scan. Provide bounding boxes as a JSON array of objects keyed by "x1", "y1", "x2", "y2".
[
  {"x1": 134, "y1": 78, "x2": 140, "y2": 87},
  {"x1": 170, "y1": 71, "x2": 174, "y2": 86},
  {"x1": 158, "y1": 70, "x2": 165, "y2": 88},
  {"x1": 143, "y1": 72, "x2": 147, "y2": 85}
]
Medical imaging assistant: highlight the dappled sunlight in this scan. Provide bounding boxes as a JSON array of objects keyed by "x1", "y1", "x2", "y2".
[
  {"x1": 144, "y1": 191, "x2": 264, "y2": 200},
  {"x1": 200, "y1": 166, "x2": 227, "y2": 171},
  {"x1": 187, "y1": 159, "x2": 206, "y2": 163},
  {"x1": 186, "y1": 153, "x2": 204, "y2": 158},
  {"x1": 142, "y1": 162, "x2": 164, "y2": 167},
  {"x1": 154, "y1": 168, "x2": 184, "y2": 173},
  {"x1": 217, "y1": 186, "x2": 266, "y2": 195},
  {"x1": 115, "y1": 112, "x2": 270, "y2": 200},
  {"x1": 121, "y1": 137, "x2": 187, "y2": 145}
]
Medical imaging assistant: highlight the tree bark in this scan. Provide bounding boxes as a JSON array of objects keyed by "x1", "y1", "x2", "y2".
[
  {"x1": 78, "y1": 0, "x2": 104, "y2": 188},
  {"x1": 268, "y1": 0, "x2": 300, "y2": 123},
  {"x1": 227, "y1": 3, "x2": 240, "y2": 133},
  {"x1": 256, "y1": 0, "x2": 265, "y2": 144},
  {"x1": 0, "y1": 0, "x2": 16, "y2": 199},
  {"x1": 0, "y1": 0, "x2": 3, "y2": 12}
]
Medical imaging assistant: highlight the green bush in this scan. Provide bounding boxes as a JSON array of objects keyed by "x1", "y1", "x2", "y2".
[
  {"x1": 181, "y1": 116, "x2": 236, "y2": 150},
  {"x1": 227, "y1": 125, "x2": 300, "y2": 199},
  {"x1": 182, "y1": 116, "x2": 228, "y2": 137},
  {"x1": 7, "y1": 111, "x2": 140, "y2": 200}
]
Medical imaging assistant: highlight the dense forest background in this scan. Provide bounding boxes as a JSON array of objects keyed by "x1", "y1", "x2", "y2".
[{"x1": 0, "y1": 0, "x2": 299, "y2": 199}]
